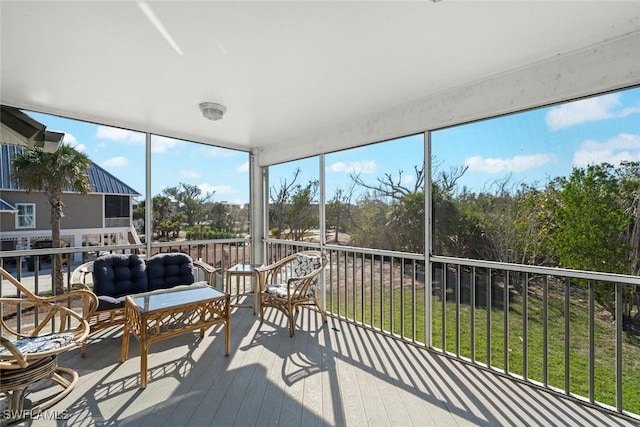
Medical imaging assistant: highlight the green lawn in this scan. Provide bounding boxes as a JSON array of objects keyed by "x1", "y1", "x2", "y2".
[{"x1": 327, "y1": 282, "x2": 640, "y2": 415}]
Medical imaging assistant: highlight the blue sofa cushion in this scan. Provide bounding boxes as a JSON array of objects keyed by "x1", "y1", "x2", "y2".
[
  {"x1": 96, "y1": 295, "x2": 128, "y2": 312},
  {"x1": 146, "y1": 253, "x2": 195, "y2": 291},
  {"x1": 93, "y1": 254, "x2": 148, "y2": 299}
]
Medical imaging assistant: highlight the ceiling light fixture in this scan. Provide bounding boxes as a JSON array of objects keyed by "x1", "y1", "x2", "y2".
[{"x1": 199, "y1": 102, "x2": 227, "y2": 121}]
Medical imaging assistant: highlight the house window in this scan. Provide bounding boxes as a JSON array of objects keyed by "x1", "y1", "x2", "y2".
[
  {"x1": 105, "y1": 195, "x2": 130, "y2": 218},
  {"x1": 16, "y1": 203, "x2": 35, "y2": 228}
]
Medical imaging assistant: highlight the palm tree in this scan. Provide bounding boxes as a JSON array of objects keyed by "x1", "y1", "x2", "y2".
[{"x1": 12, "y1": 144, "x2": 91, "y2": 294}]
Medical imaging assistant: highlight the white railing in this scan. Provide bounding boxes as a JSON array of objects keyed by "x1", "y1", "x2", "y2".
[
  {"x1": 430, "y1": 255, "x2": 640, "y2": 422},
  {"x1": 0, "y1": 238, "x2": 249, "y2": 296},
  {"x1": 2, "y1": 239, "x2": 639, "y2": 421},
  {"x1": 264, "y1": 240, "x2": 640, "y2": 422}
]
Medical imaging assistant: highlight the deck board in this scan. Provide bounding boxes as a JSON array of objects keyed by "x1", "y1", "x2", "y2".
[{"x1": 4, "y1": 300, "x2": 639, "y2": 427}]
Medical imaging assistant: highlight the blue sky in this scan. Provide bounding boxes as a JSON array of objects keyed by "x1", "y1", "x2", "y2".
[
  {"x1": 27, "y1": 111, "x2": 250, "y2": 204},
  {"x1": 433, "y1": 86, "x2": 640, "y2": 194},
  {"x1": 270, "y1": 135, "x2": 425, "y2": 202},
  {"x1": 272, "y1": 86, "x2": 640, "y2": 199},
  {"x1": 26, "y1": 86, "x2": 640, "y2": 204}
]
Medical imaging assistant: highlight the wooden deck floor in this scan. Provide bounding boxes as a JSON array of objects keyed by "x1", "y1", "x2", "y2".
[{"x1": 5, "y1": 301, "x2": 639, "y2": 427}]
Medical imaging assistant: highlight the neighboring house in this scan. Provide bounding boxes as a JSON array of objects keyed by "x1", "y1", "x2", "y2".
[{"x1": 0, "y1": 144, "x2": 142, "y2": 262}]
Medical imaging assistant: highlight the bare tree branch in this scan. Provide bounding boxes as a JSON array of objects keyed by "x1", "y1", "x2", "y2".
[{"x1": 350, "y1": 162, "x2": 427, "y2": 201}]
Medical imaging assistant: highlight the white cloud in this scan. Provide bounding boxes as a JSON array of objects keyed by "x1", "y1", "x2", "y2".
[
  {"x1": 198, "y1": 146, "x2": 236, "y2": 158},
  {"x1": 151, "y1": 135, "x2": 184, "y2": 153},
  {"x1": 62, "y1": 133, "x2": 77, "y2": 144},
  {"x1": 401, "y1": 174, "x2": 414, "y2": 184},
  {"x1": 619, "y1": 106, "x2": 640, "y2": 118},
  {"x1": 199, "y1": 183, "x2": 233, "y2": 195},
  {"x1": 101, "y1": 156, "x2": 128, "y2": 167},
  {"x1": 179, "y1": 169, "x2": 200, "y2": 179},
  {"x1": 573, "y1": 133, "x2": 640, "y2": 167},
  {"x1": 237, "y1": 161, "x2": 249, "y2": 173},
  {"x1": 329, "y1": 160, "x2": 377, "y2": 174},
  {"x1": 545, "y1": 93, "x2": 630, "y2": 131},
  {"x1": 465, "y1": 153, "x2": 557, "y2": 174},
  {"x1": 95, "y1": 126, "x2": 145, "y2": 143},
  {"x1": 61, "y1": 133, "x2": 86, "y2": 152}
]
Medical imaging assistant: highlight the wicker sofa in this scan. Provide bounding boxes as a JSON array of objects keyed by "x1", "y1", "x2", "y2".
[{"x1": 71, "y1": 252, "x2": 219, "y2": 356}]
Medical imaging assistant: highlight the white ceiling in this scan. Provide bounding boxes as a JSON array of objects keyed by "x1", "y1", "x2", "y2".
[{"x1": 2, "y1": 1, "x2": 640, "y2": 161}]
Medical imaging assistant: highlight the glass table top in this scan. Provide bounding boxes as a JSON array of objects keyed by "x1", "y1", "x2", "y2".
[
  {"x1": 130, "y1": 284, "x2": 226, "y2": 313},
  {"x1": 227, "y1": 263, "x2": 262, "y2": 273}
]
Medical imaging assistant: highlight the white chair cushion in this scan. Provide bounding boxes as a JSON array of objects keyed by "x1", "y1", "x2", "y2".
[
  {"x1": 0, "y1": 332, "x2": 74, "y2": 356},
  {"x1": 264, "y1": 254, "x2": 322, "y2": 299},
  {"x1": 265, "y1": 284, "x2": 289, "y2": 298},
  {"x1": 292, "y1": 253, "x2": 321, "y2": 277}
]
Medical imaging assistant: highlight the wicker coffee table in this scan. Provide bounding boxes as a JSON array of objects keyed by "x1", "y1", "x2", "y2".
[{"x1": 121, "y1": 284, "x2": 230, "y2": 388}]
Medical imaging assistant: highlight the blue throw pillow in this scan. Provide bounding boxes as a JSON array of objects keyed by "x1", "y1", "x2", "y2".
[
  {"x1": 146, "y1": 252, "x2": 195, "y2": 291},
  {"x1": 93, "y1": 254, "x2": 148, "y2": 298}
]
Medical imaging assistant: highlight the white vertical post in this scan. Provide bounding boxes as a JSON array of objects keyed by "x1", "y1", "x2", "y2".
[
  {"x1": 425, "y1": 130, "x2": 432, "y2": 347},
  {"x1": 249, "y1": 149, "x2": 266, "y2": 265},
  {"x1": 145, "y1": 132, "x2": 152, "y2": 256},
  {"x1": 319, "y1": 154, "x2": 326, "y2": 313}
]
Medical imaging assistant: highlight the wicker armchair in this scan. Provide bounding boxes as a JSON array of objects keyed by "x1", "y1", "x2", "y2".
[
  {"x1": 0, "y1": 267, "x2": 97, "y2": 424},
  {"x1": 256, "y1": 251, "x2": 327, "y2": 336}
]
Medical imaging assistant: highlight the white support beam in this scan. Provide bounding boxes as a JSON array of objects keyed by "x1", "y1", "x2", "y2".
[{"x1": 249, "y1": 149, "x2": 266, "y2": 264}]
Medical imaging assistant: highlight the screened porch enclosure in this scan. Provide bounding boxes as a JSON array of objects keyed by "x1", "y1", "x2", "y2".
[{"x1": 2, "y1": 2, "x2": 640, "y2": 425}]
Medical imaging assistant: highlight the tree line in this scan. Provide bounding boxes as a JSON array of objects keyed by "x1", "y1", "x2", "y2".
[
  {"x1": 271, "y1": 161, "x2": 640, "y2": 333},
  {"x1": 133, "y1": 182, "x2": 249, "y2": 241},
  {"x1": 12, "y1": 141, "x2": 639, "y2": 330}
]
